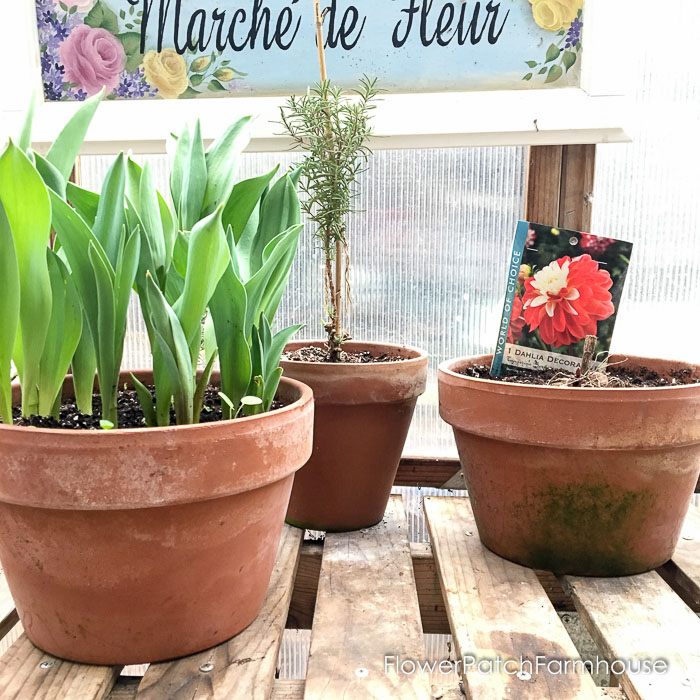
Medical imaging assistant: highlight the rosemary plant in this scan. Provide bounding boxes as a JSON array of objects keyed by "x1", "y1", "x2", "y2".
[{"x1": 280, "y1": 76, "x2": 380, "y2": 360}]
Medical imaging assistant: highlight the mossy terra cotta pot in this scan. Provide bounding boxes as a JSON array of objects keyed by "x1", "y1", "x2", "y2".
[
  {"x1": 439, "y1": 354, "x2": 700, "y2": 576},
  {"x1": 0, "y1": 370, "x2": 313, "y2": 665},
  {"x1": 280, "y1": 341, "x2": 428, "y2": 531}
]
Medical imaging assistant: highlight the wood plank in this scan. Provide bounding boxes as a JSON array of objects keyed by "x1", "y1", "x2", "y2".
[
  {"x1": 108, "y1": 677, "x2": 140, "y2": 700},
  {"x1": 287, "y1": 543, "x2": 577, "y2": 636},
  {"x1": 110, "y1": 678, "x2": 309, "y2": 700},
  {"x1": 395, "y1": 457, "x2": 461, "y2": 488},
  {"x1": 564, "y1": 571, "x2": 700, "y2": 700},
  {"x1": 271, "y1": 679, "x2": 304, "y2": 700},
  {"x1": 0, "y1": 634, "x2": 120, "y2": 699},
  {"x1": 286, "y1": 541, "x2": 323, "y2": 630},
  {"x1": 599, "y1": 690, "x2": 626, "y2": 699},
  {"x1": 304, "y1": 495, "x2": 431, "y2": 699},
  {"x1": 0, "y1": 567, "x2": 18, "y2": 643},
  {"x1": 411, "y1": 543, "x2": 449, "y2": 635},
  {"x1": 136, "y1": 525, "x2": 303, "y2": 700},
  {"x1": 658, "y1": 506, "x2": 700, "y2": 611},
  {"x1": 424, "y1": 496, "x2": 599, "y2": 699},
  {"x1": 525, "y1": 145, "x2": 563, "y2": 225},
  {"x1": 558, "y1": 144, "x2": 596, "y2": 232}
]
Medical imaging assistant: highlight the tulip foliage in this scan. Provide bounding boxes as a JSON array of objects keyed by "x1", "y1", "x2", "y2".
[{"x1": 0, "y1": 96, "x2": 302, "y2": 428}]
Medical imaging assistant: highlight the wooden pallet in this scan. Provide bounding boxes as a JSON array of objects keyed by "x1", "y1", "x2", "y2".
[{"x1": 0, "y1": 497, "x2": 697, "y2": 699}]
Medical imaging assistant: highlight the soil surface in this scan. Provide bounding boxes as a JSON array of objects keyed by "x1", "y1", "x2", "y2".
[
  {"x1": 462, "y1": 364, "x2": 700, "y2": 388},
  {"x1": 12, "y1": 386, "x2": 283, "y2": 430},
  {"x1": 283, "y1": 345, "x2": 405, "y2": 364}
]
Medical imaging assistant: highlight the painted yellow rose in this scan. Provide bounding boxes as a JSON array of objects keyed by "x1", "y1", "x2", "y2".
[
  {"x1": 143, "y1": 49, "x2": 189, "y2": 99},
  {"x1": 529, "y1": 0, "x2": 583, "y2": 32}
]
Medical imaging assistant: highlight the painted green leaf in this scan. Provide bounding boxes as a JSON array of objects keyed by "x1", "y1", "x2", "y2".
[
  {"x1": 117, "y1": 32, "x2": 143, "y2": 73},
  {"x1": 0, "y1": 203, "x2": 20, "y2": 424},
  {"x1": 538, "y1": 66, "x2": 548, "y2": 75},
  {"x1": 84, "y1": 1, "x2": 119, "y2": 33},
  {"x1": 545, "y1": 64, "x2": 564, "y2": 83},
  {"x1": 190, "y1": 74, "x2": 204, "y2": 87},
  {"x1": 545, "y1": 44, "x2": 560, "y2": 63},
  {"x1": 523, "y1": 73, "x2": 532, "y2": 81},
  {"x1": 525, "y1": 60, "x2": 538, "y2": 68},
  {"x1": 0, "y1": 141, "x2": 52, "y2": 417},
  {"x1": 562, "y1": 50, "x2": 577, "y2": 72}
]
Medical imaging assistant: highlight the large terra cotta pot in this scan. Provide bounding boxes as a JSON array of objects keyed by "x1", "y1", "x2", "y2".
[
  {"x1": 438, "y1": 354, "x2": 700, "y2": 576},
  {"x1": 281, "y1": 341, "x2": 428, "y2": 531},
  {"x1": 0, "y1": 371, "x2": 313, "y2": 664}
]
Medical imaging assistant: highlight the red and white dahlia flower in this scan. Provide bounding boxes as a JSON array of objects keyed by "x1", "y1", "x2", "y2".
[
  {"x1": 507, "y1": 293, "x2": 526, "y2": 343},
  {"x1": 522, "y1": 254, "x2": 614, "y2": 347}
]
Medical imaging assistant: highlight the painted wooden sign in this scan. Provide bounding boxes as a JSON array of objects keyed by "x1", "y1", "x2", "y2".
[{"x1": 36, "y1": 0, "x2": 584, "y2": 101}]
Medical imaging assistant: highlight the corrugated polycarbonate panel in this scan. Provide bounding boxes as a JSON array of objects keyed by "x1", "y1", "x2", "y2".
[
  {"x1": 591, "y1": 1, "x2": 700, "y2": 364},
  {"x1": 80, "y1": 146, "x2": 527, "y2": 456}
]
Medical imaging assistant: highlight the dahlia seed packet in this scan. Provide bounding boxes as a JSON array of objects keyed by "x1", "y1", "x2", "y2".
[{"x1": 490, "y1": 221, "x2": 633, "y2": 376}]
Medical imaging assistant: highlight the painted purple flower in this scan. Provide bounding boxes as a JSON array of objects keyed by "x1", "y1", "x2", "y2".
[
  {"x1": 565, "y1": 18, "x2": 582, "y2": 48},
  {"x1": 36, "y1": 0, "x2": 87, "y2": 100},
  {"x1": 113, "y1": 68, "x2": 159, "y2": 99},
  {"x1": 59, "y1": 24, "x2": 126, "y2": 96}
]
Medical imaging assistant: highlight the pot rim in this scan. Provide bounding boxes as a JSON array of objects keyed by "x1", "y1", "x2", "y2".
[
  {"x1": 281, "y1": 339, "x2": 428, "y2": 368},
  {"x1": 439, "y1": 353, "x2": 700, "y2": 400},
  {"x1": 2, "y1": 375, "x2": 313, "y2": 438}
]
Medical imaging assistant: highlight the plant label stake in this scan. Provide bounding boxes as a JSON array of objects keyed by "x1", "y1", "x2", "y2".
[{"x1": 491, "y1": 221, "x2": 633, "y2": 378}]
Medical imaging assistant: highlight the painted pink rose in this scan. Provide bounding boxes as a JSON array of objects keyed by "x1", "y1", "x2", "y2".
[{"x1": 59, "y1": 25, "x2": 126, "y2": 96}]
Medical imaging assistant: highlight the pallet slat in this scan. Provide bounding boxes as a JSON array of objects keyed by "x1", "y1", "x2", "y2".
[
  {"x1": 564, "y1": 571, "x2": 700, "y2": 700},
  {"x1": 0, "y1": 635, "x2": 120, "y2": 700},
  {"x1": 424, "y1": 496, "x2": 599, "y2": 699},
  {"x1": 659, "y1": 506, "x2": 700, "y2": 610},
  {"x1": 136, "y1": 525, "x2": 303, "y2": 700},
  {"x1": 303, "y1": 495, "x2": 431, "y2": 699},
  {"x1": 0, "y1": 568, "x2": 18, "y2": 645}
]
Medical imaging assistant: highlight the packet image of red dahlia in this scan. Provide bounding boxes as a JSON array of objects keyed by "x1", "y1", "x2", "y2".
[{"x1": 491, "y1": 221, "x2": 633, "y2": 376}]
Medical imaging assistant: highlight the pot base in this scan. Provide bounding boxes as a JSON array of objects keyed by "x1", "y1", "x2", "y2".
[
  {"x1": 285, "y1": 514, "x2": 384, "y2": 533},
  {"x1": 439, "y1": 354, "x2": 700, "y2": 578}
]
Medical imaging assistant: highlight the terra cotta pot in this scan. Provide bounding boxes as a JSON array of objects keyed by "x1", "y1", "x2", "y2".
[
  {"x1": 0, "y1": 371, "x2": 313, "y2": 664},
  {"x1": 438, "y1": 354, "x2": 700, "y2": 576},
  {"x1": 281, "y1": 341, "x2": 428, "y2": 531}
]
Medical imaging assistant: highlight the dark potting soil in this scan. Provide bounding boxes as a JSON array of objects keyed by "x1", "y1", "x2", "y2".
[
  {"x1": 461, "y1": 364, "x2": 700, "y2": 388},
  {"x1": 12, "y1": 386, "x2": 284, "y2": 430},
  {"x1": 283, "y1": 345, "x2": 405, "y2": 364}
]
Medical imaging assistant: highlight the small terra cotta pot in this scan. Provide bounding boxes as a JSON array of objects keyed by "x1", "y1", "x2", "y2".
[
  {"x1": 0, "y1": 371, "x2": 313, "y2": 664},
  {"x1": 280, "y1": 341, "x2": 428, "y2": 531},
  {"x1": 438, "y1": 354, "x2": 700, "y2": 576}
]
